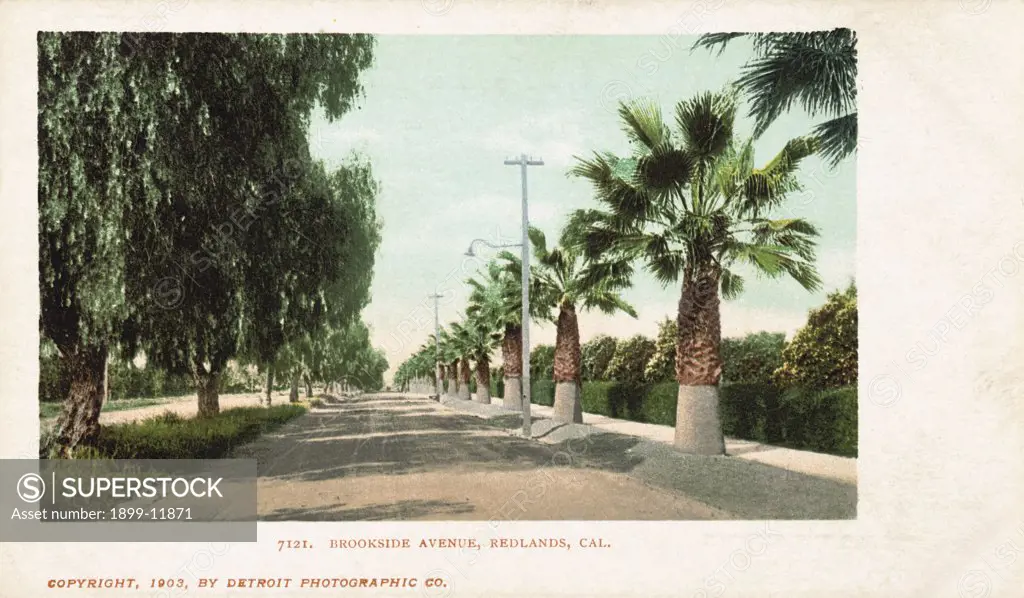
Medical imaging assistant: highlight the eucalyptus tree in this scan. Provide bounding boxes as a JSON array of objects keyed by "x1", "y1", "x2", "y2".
[
  {"x1": 569, "y1": 92, "x2": 822, "y2": 453},
  {"x1": 120, "y1": 34, "x2": 376, "y2": 419},
  {"x1": 240, "y1": 156, "x2": 380, "y2": 405},
  {"x1": 39, "y1": 32, "x2": 376, "y2": 452},
  {"x1": 38, "y1": 32, "x2": 156, "y2": 454},
  {"x1": 693, "y1": 30, "x2": 857, "y2": 166},
  {"x1": 502, "y1": 228, "x2": 636, "y2": 423}
]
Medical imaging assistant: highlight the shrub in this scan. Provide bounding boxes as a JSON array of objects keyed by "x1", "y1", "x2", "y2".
[
  {"x1": 605, "y1": 335, "x2": 656, "y2": 385},
  {"x1": 531, "y1": 380, "x2": 555, "y2": 406},
  {"x1": 644, "y1": 318, "x2": 677, "y2": 383},
  {"x1": 638, "y1": 382, "x2": 678, "y2": 425},
  {"x1": 543, "y1": 380, "x2": 856, "y2": 458},
  {"x1": 530, "y1": 345, "x2": 555, "y2": 382},
  {"x1": 490, "y1": 376, "x2": 504, "y2": 399},
  {"x1": 87, "y1": 405, "x2": 307, "y2": 459},
  {"x1": 581, "y1": 335, "x2": 617, "y2": 381},
  {"x1": 776, "y1": 386, "x2": 857, "y2": 457},
  {"x1": 774, "y1": 283, "x2": 858, "y2": 389},
  {"x1": 719, "y1": 383, "x2": 784, "y2": 443},
  {"x1": 721, "y1": 332, "x2": 786, "y2": 386},
  {"x1": 579, "y1": 381, "x2": 616, "y2": 417}
]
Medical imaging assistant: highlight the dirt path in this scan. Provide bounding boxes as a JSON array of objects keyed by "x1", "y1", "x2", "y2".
[
  {"x1": 230, "y1": 393, "x2": 733, "y2": 521},
  {"x1": 97, "y1": 391, "x2": 289, "y2": 425}
]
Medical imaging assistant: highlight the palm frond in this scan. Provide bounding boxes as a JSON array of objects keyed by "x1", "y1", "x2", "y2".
[
  {"x1": 813, "y1": 112, "x2": 857, "y2": 167},
  {"x1": 675, "y1": 90, "x2": 737, "y2": 163},
  {"x1": 583, "y1": 290, "x2": 638, "y2": 319},
  {"x1": 738, "y1": 136, "x2": 818, "y2": 216},
  {"x1": 635, "y1": 143, "x2": 696, "y2": 193},
  {"x1": 735, "y1": 29, "x2": 857, "y2": 136},
  {"x1": 528, "y1": 227, "x2": 550, "y2": 264},
  {"x1": 644, "y1": 246, "x2": 685, "y2": 285},
  {"x1": 618, "y1": 98, "x2": 669, "y2": 149},
  {"x1": 720, "y1": 268, "x2": 745, "y2": 299},
  {"x1": 691, "y1": 32, "x2": 750, "y2": 55}
]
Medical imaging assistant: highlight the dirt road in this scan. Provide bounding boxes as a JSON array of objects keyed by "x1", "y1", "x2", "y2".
[{"x1": 229, "y1": 393, "x2": 733, "y2": 520}]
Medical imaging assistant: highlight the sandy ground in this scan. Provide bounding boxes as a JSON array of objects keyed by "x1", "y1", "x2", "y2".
[
  {"x1": 98, "y1": 391, "x2": 286, "y2": 425},
  {"x1": 230, "y1": 394, "x2": 733, "y2": 520}
]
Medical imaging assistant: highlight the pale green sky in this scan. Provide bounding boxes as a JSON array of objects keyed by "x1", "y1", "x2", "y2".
[{"x1": 308, "y1": 35, "x2": 856, "y2": 380}]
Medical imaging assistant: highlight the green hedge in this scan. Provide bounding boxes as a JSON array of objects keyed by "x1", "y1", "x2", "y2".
[
  {"x1": 532, "y1": 380, "x2": 555, "y2": 406},
  {"x1": 527, "y1": 380, "x2": 857, "y2": 458},
  {"x1": 71, "y1": 405, "x2": 308, "y2": 459}
]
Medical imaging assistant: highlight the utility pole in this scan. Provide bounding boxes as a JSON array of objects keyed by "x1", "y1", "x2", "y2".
[
  {"x1": 504, "y1": 153, "x2": 543, "y2": 437},
  {"x1": 429, "y1": 292, "x2": 443, "y2": 400}
]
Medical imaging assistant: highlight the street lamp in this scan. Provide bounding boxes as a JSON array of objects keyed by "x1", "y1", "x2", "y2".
[
  {"x1": 504, "y1": 154, "x2": 543, "y2": 438},
  {"x1": 463, "y1": 238, "x2": 522, "y2": 257}
]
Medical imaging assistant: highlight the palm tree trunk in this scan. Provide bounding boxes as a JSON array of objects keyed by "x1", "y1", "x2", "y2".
[
  {"x1": 552, "y1": 303, "x2": 583, "y2": 423},
  {"x1": 458, "y1": 357, "x2": 472, "y2": 400},
  {"x1": 52, "y1": 344, "x2": 108, "y2": 457},
  {"x1": 502, "y1": 324, "x2": 522, "y2": 410},
  {"x1": 446, "y1": 362, "x2": 458, "y2": 398},
  {"x1": 674, "y1": 266, "x2": 725, "y2": 455},
  {"x1": 474, "y1": 356, "x2": 491, "y2": 404}
]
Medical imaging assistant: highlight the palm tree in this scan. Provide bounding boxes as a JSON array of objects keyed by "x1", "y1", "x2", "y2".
[
  {"x1": 693, "y1": 30, "x2": 857, "y2": 167},
  {"x1": 458, "y1": 313, "x2": 503, "y2": 404},
  {"x1": 438, "y1": 326, "x2": 462, "y2": 400},
  {"x1": 569, "y1": 91, "x2": 822, "y2": 454},
  {"x1": 449, "y1": 321, "x2": 476, "y2": 401},
  {"x1": 502, "y1": 228, "x2": 636, "y2": 424},
  {"x1": 465, "y1": 260, "x2": 529, "y2": 410}
]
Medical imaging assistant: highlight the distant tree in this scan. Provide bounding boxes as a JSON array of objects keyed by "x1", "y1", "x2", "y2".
[
  {"x1": 606, "y1": 335, "x2": 657, "y2": 385},
  {"x1": 581, "y1": 335, "x2": 618, "y2": 381},
  {"x1": 774, "y1": 283, "x2": 857, "y2": 389},
  {"x1": 721, "y1": 331, "x2": 786, "y2": 386},
  {"x1": 506, "y1": 227, "x2": 635, "y2": 423},
  {"x1": 644, "y1": 318, "x2": 678, "y2": 383}
]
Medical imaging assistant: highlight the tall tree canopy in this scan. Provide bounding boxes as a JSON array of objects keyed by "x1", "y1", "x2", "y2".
[{"x1": 38, "y1": 32, "x2": 377, "y2": 454}]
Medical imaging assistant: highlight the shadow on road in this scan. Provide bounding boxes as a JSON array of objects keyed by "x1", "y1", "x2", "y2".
[{"x1": 263, "y1": 498, "x2": 475, "y2": 521}]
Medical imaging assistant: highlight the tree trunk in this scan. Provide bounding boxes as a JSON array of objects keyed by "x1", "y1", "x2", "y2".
[
  {"x1": 53, "y1": 345, "x2": 108, "y2": 457},
  {"x1": 196, "y1": 369, "x2": 221, "y2": 418},
  {"x1": 458, "y1": 357, "x2": 472, "y2": 400},
  {"x1": 304, "y1": 374, "x2": 312, "y2": 399},
  {"x1": 289, "y1": 372, "x2": 300, "y2": 403},
  {"x1": 474, "y1": 356, "x2": 491, "y2": 404},
  {"x1": 264, "y1": 366, "x2": 274, "y2": 406},
  {"x1": 502, "y1": 324, "x2": 522, "y2": 410},
  {"x1": 674, "y1": 266, "x2": 725, "y2": 455},
  {"x1": 552, "y1": 303, "x2": 583, "y2": 423}
]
